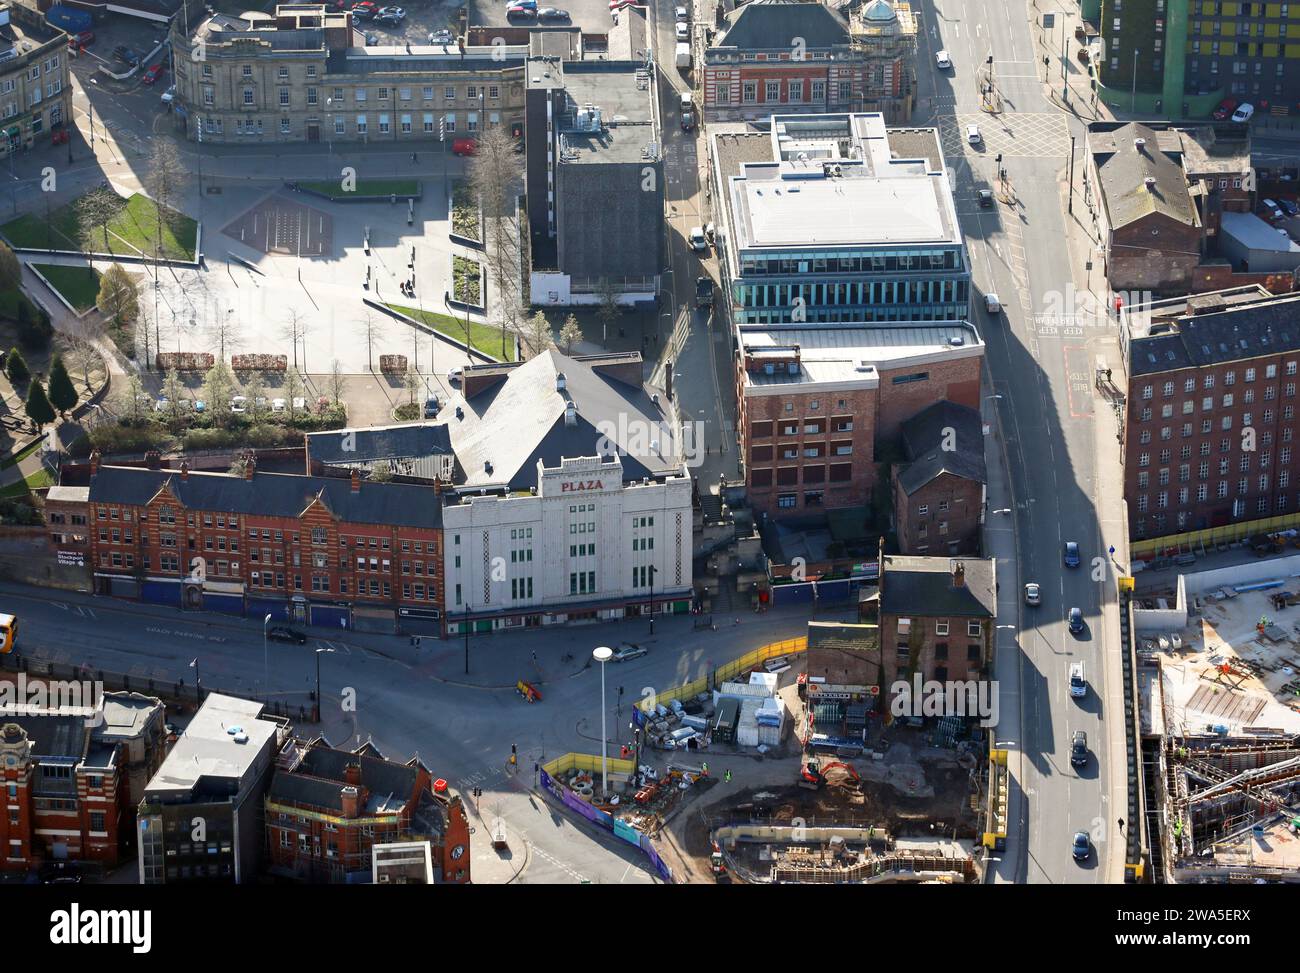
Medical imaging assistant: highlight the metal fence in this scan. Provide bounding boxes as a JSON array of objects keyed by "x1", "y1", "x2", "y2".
[
  {"x1": 635, "y1": 636, "x2": 808, "y2": 714},
  {"x1": 1130, "y1": 511, "x2": 1300, "y2": 560}
]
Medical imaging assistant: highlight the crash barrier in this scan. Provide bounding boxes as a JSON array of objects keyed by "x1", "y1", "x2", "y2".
[
  {"x1": 1118, "y1": 583, "x2": 1147, "y2": 883},
  {"x1": 983, "y1": 747, "x2": 1008, "y2": 851},
  {"x1": 539, "y1": 753, "x2": 672, "y2": 882},
  {"x1": 634, "y1": 636, "x2": 808, "y2": 714}
]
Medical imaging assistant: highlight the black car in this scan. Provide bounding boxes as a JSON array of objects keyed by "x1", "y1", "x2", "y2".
[
  {"x1": 1072, "y1": 830, "x2": 1091, "y2": 861},
  {"x1": 113, "y1": 45, "x2": 141, "y2": 66},
  {"x1": 267, "y1": 625, "x2": 308, "y2": 645},
  {"x1": 978, "y1": 189, "x2": 994, "y2": 208},
  {"x1": 423, "y1": 395, "x2": 440, "y2": 419},
  {"x1": 538, "y1": 6, "x2": 570, "y2": 18},
  {"x1": 1068, "y1": 606, "x2": 1084, "y2": 634},
  {"x1": 1070, "y1": 730, "x2": 1088, "y2": 766}
]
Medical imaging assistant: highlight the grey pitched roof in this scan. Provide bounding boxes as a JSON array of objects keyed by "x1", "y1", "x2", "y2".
[
  {"x1": 1096, "y1": 123, "x2": 1196, "y2": 230},
  {"x1": 307, "y1": 423, "x2": 453, "y2": 465},
  {"x1": 880, "y1": 555, "x2": 996, "y2": 618},
  {"x1": 1128, "y1": 293, "x2": 1300, "y2": 377},
  {"x1": 897, "y1": 400, "x2": 987, "y2": 495},
  {"x1": 715, "y1": 0, "x2": 851, "y2": 50},
  {"x1": 88, "y1": 465, "x2": 443, "y2": 530},
  {"x1": 444, "y1": 350, "x2": 681, "y2": 491},
  {"x1": 268, "y1": 740, "x2": 420, "y2": 816}
]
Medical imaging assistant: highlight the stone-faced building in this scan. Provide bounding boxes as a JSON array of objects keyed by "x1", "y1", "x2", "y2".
[
  {"x1": 870, "y1": 553, "x2": 996, "y2": 689},
  {"x1": 265, "y1": 737, "x2": 471, "y2": 883},
  {"x1": 893, "y1": 400, "x2": 987, "y2": 555},
  {"x1": 0, "y1": 2, "x2": 73, "y2": 160}
]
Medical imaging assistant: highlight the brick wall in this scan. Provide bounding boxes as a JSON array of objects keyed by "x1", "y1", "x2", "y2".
[{"x1": 893, "y1": 470, "x2": 984, "y2": 555}]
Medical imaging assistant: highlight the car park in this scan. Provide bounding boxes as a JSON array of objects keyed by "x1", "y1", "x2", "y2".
[
  {"x1": 612, "y1": 645, "x2": 648, "y2": 662},
  {"x1": 1231, "y1": 102, "x2": 1255, "y2": 123},
  {"x1": 1063, "y1": 541, "x2": 1080, "y2": 568},
  {"x1": 689, "y1": 225, "x2": 708, "y2": 251},
  {"x1": 267, "y1": 626, "x2": 308, "y2": 645},
  {"x1": 538, "y1": 6, "x2": 569, "y2": 19},
  {"x1": 966, "y1": 124, "x2": 981, "y2": 144},
  {"x1": 1072, "y1": 830, "x2": 1091, "y2": 861},
  {"x1": 113, "y1": 45, "x2": 141, "y2": 66},
  {"x1": 1024, "y1": 582, "x2": 1041, "y2": 606},
  {"x1": 935, "y1": 50, "x2": 951, "y2": 68},
  {"x1": 1068, "y1": 606, "x2": 1084, "y2": 634},
  {"x1": 1070, "y1": 730, "x2": 1088, "y2": 767}
]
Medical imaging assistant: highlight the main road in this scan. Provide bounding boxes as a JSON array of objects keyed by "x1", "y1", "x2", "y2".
[{"x1": 916, "y1": 0, "x2": 1127, "y2": 883}]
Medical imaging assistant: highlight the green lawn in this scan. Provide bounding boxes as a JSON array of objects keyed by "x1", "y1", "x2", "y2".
[
  {"x1": 31, "y1": 264, "x2": 101, "y2": 313},
  {"x1": 0, "y1": 191, "x2": 198, "y2": 261},
  {"x1": 0, "y1": 466, "x2": 53, "y2": 500},
  {"x1": 299, "y1": 179, "x2": 421, "y2": 199},
  {"x1": 0, "y1": 436, "x2": 45, "y2": 470},
  {"x1": 386, "y1": 304, "x2": 517, "y2": 362},
  {"x1": 0, "y1": 288, "x2": 39, "y2": 322}
]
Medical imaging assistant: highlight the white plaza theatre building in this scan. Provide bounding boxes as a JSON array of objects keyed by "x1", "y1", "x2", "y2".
[{"x1": 440, "y1": 351, "x2": 694, "y2": 633}]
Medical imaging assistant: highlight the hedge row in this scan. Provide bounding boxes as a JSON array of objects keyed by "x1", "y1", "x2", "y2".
[
  {"x1": 379, "y1": 354, "x2": 408, "y2": 374},
  {"x1": 231, "y1": 353, "x2": 288, "y2": 372},
  {"x1": 156, "y1": 352, "x2": 215, "y2": 372}
]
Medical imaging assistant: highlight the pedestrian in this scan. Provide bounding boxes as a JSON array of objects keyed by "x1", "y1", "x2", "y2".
[
  {"x1": 724, "y1": 769, "x2": 732, "y2": 783},
  {"x1": 1117, "y1": 818, "x2": 1125, "y2": 833},
  {"x1": 702, "y1": 761, "x2": 708, "y2": 776}
]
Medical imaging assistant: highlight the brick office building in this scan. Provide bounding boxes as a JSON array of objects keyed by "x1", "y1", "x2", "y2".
[
  {"x1": 737, "y1": 326, "x2": 983, "y2": 519},
  {"x1": 1120, "y1": 287, "x2": 1300, "y2": 541},
  {"x1": 892, "y1": 400, "x2": 987, "y2": 555},
  {"x1": 866, "y1": 552, "x2": 996, "y2": 690},
  {"x1": 84, "y1": 454, "x2": 444, "y2": 633},
  {"x1": 265, "y1": 737, "x2": 471, "y2": 883},
  {"x1": 0, "y1": 692, "x2": 165, "y2": 871}
]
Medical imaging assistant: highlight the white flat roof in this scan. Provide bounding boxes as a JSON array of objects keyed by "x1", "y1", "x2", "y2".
[{"x1": 740, "y1": 175, "x2": 950, "y2": 247}]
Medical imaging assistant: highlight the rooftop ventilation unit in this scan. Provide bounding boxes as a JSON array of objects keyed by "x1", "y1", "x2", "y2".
[
  {"x1": 1144, "y1": 176, "x2": 1156, "y2": 190},
  {"x1": 1134, "y1": 137, "x2": 1146, "y2": 149}
]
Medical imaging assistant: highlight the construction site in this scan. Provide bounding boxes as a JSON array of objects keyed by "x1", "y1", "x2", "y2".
[{"x1": 1134, "y1": 550, "x2": 1300, "y2": 882}]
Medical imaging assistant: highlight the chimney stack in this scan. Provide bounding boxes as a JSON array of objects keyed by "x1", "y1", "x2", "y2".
[
  {"x1": 345, "y1": 762, "x2": 362, "y2": 786},
  {"x1": 89, "y1": 450, "x2": 100, "y2": 476},
  {"x1": 179, "y1": 461, "x2": 189, "y2": 482},
  {"x1": 244, "y1": 452, "x2": 256, "y2": 481},
  {"x1": 145, "y1": 450, "x2": 161, "y2": 470},
  {"x1": 952, "y1": 562, "x2": 966, "y2": 588},
  {"x1": 351, "y1": 467, "x2": 361, "y2": 493},
  {"x1": 340, "y1": 784, "x2": 360, "y2": 819},
  {"x1": 564, "y1": 400, "x2": 577, "y2": 427}
]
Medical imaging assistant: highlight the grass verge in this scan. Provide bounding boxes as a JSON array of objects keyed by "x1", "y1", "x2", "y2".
[{"x1": 386, "y1": 303, "x2": 516, "y2": 362}]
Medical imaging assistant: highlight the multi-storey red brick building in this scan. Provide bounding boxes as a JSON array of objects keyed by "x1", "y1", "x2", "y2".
[
  {"x1": 701, "y1": 0, "x2": 917, "y2": 124},
  {"x1": 0, "y1": 691, "x2": 165, "y2": 871},
  {"x1": 1121, "y1": 287, "x2": 1300, "y2": 543},
  {"x1": 893, "y1": 401, "x2": 987, "y2": 555},
  {"x1": 84, "y1": 454, "x2": 444, "y2": 633},
  {"x1": 737, "y1": 326, "x2": 983, "y2": 519},
  {"x1": 265, "y1": 738, "x2": 471, "y2": 883}
]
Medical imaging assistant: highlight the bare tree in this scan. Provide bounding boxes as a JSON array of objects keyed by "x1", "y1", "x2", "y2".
[
  {"x1": 244, "y1": 372, "x2": 269, "y2": 423},
  {"x1": 65, "y1": 323, "x2": 105, "y2": 391},
  {"x1": 596, "y1": 277, "x2": 620, "y2": 345},
  {"x1": 467, "y1": 125, "x2": 524, "y2": 360},
  {"x1": 522, "y1": 309, "x2": 553, "y2": 359},
  {"x1": 161, "y1": 367, "x2": 186, "y2": 421},
  {"x1": 558, "y1": 314, "x2": 583, "y2": 355},
  {"x1": 327, "y1": 359, "x2": 346, "y2": 406},
  {"x1": 114, "y1": 371, "x2": 147, "y2": 421},
  {"x1": 283, "y1": 368, "x2": 306, "y2": 417},
  {"x1": 403, "y1": 365, "x2": 420, "y2": 405},
  {"x1": 208, "y1": 307, "x2": 241, "y2": 364},
  {"x1": 143, "y1": 139, "x2": 188, "y2": 259},
  {"x1": 355, "y1": 310, "x2": 378, "y2": 372},
  {"x1": 75, "y1": 187, "x2": 121, "y2": 253},
  {"x1": 280, "y1": 308, "x2": 307, "y2": 371}
]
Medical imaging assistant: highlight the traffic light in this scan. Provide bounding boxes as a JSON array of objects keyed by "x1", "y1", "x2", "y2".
[{"x1": 511, "y1": 743, "x2": 517, "y2": 755}]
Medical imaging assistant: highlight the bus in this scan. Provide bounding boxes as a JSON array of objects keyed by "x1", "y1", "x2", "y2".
[{"x1": 0, "y1": 613, "x2": 14, "y2": 654}]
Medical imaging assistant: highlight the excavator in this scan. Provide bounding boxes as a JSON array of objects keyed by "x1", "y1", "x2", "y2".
[
  {"x1": 710, "y1": 841, "x2": 730, "y2": 883},
  {"x1": 798, "y1": 758, "x2": 861, "y2": 791}
]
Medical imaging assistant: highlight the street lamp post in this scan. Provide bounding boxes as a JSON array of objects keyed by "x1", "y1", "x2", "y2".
[
  {"x1": 263, "y1": 613, "x2": 272, "y2": 698},
  {"x1": 315, "y1": 647, "x2": 335, "y2": 723},
  {"x1": 463, "y1": 602, "x2": 471, "y2": 675},
  {"x1": 593, "y1": 646, "x2": 614, "y2": 797},
  {"x1": 648, "y1": 564, "x2": 657, "y2": 635}
]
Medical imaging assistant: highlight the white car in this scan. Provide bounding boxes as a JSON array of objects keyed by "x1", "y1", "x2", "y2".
[
  {"x1": 984, "y1": 293, "x2": 1001, "y2": 314},
  {"x1": 428, "y1": 28, "x2": 455, "y2": 44},
  {"x1": 447, "y1": 366, "x2": 464, "y2": 383},
  {"x1": 674, "y1": 4, "x2": 687, "y2": 20},
  {"x1": 688, "y1": 225, "x2": 707, "y2": 251},
  {"x1": 292, "y1": 396, "x2": 307, "y2": 411},
  {"x1": 229, "y1": 395, "x2": 248, "y2": 413},
  {"x1": 935, "y1": 50, "x2": 951, "y2": 69},
  {"x1": 1069, "y1": 661, "x2": 1087, "y2": 698},
  {"x1": 154, "y1": 397, "x2": 169, "y2": 412},
  {"x1": 967, "y1": 124, "x2": 982, "y2": 144},
  {"x1": 160, "y1": 84, "x2": 176, "y2": 104},
  {"x1": 271, "y1": 398, "x2": 287, "y2": 412},
  {"x1": 1024, "y1": 582, "x2": 1041, "y2": 606},
  {"x1": 675, "y1": 21, "x2": 688, "y2": 40},
  {"x1": 1231, "y1": 102, "x2": 1254, "y2": 123}
]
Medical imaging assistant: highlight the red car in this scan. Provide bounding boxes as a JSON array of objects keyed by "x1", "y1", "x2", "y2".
[
  {"x1": 51, "y1": 129, "x2": 70, "y2": 146},
  {"x1": 452, "y1": 137, "x2": 476, "y2": 156},
  {"x1": 1212, "y1": 97, "x2": 1237, "y2": 120},
  {"x1": 66, "y1": 30, "x2": 93, "y2": 50},
  {"x1": 141, "y1": 63, "x2": 164, "y2": 85}
]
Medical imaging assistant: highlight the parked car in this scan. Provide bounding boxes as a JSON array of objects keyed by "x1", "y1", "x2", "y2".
[
  {"x1": 506, "y1": 4, "x2": 538, "y2": 17},
  {"x1": 429, "y1": 28, "x2": 455, "y2": 44},
  {"x1": 267, "y1": 626, "x2": 308, "y2": 645},
  {"x1": 292, "y1": 397, "x2": 308, "y2": 411},
  {"x1": 1280, "y1": 198, "x2": 1299, "y2": 217},
  {"x1": 935, "y1": 49, "x2": 951, "y2": 69},
  {"x1": 1212, "y1": 97, "x2": 1238, "y2": 120},
  {"x1": 272, "y1": 398, "x2": 287, "y2": 412},
  {"x1": 688, "y1": 225, "x2": 708, "y2": 251},
  {"x1": 1063, "y1": 541, "x2": 1081, "y2": 568},
  {"x1": 1262, "y1": 198, "x2": 1284, "y2": 221},
  {"x1": 374, "y1": 5, "x2": 406, "y2": 23},
  {"x1": 1231, "y1": 102, "x2": 1255, "y2": 123},
  {"x1": 141, "y1": 63, "x2": 164, "y2": 85},
  {"x1": 509, "y1": 0, "x2": 538, "y2": 7},
  {"x1": 978, "y1": 189, "x2": 993, "y2": 208},
  {"x1": 538, "y1": 6, "x2": 569, "y2": 18},
  {"x1": 675, "y1": 21, "x2": 689, "y2": 40},
  {"x1": 612, "y1": 645, "x2": 648, "y2": 662},
  {"x1": 1071, "y1": 730, "x2": 1089, "y2": 767},
  {"x1": 675, "y1": 5, "x2": 688, "y2": 20},
  {"x1": 1068, "y1": 606, "x2": 1084, "y2": 634},
  {"x1": 351, "y1": 0, "x2": 377, "y2": 17},
  {"x1": 154, "y1": 397, "x2": 169, "y2": 412},
  {"x1": 1072, "y1": 830, "x2": 1091, "y2": 861},
  {"x1": 229, "y1": 395, "x2": 248, "y2": 413},
  {"x1": 67, "y1": 30, "x2": 93, "y2": 50},
  {"x1": 423, "y1": 396, "x2": 440, "y2": 418},
  {"x1": 447, "y1": 366, "x2": 464, "y2": 383},
  {"x1": 113, "y1": 45, "x2": 140, "y2": 66},
  {"x1": 966, "y1": 123, "x2": 982, "y2": 144},
  {"x1": 1024, "y1": 582, "x2": 1041, "y2": 606},
  {"x1": 452, "y1": 137, "x2": 477, "y2": 155},
  {"x1": 161, "y1": 84, "x2": 177, "y2": 104}
]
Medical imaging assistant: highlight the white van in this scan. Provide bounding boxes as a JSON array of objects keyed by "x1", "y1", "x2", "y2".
[
  {"x1": 984, "y1": 293, "x2": 1002, "y2": 314},
  {"x1": 1069, "y1": 661, "x2": 1087, "y2": 698},
  {"x1": 675, "y1": 42, "x2": 691, "y2": 70}
]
